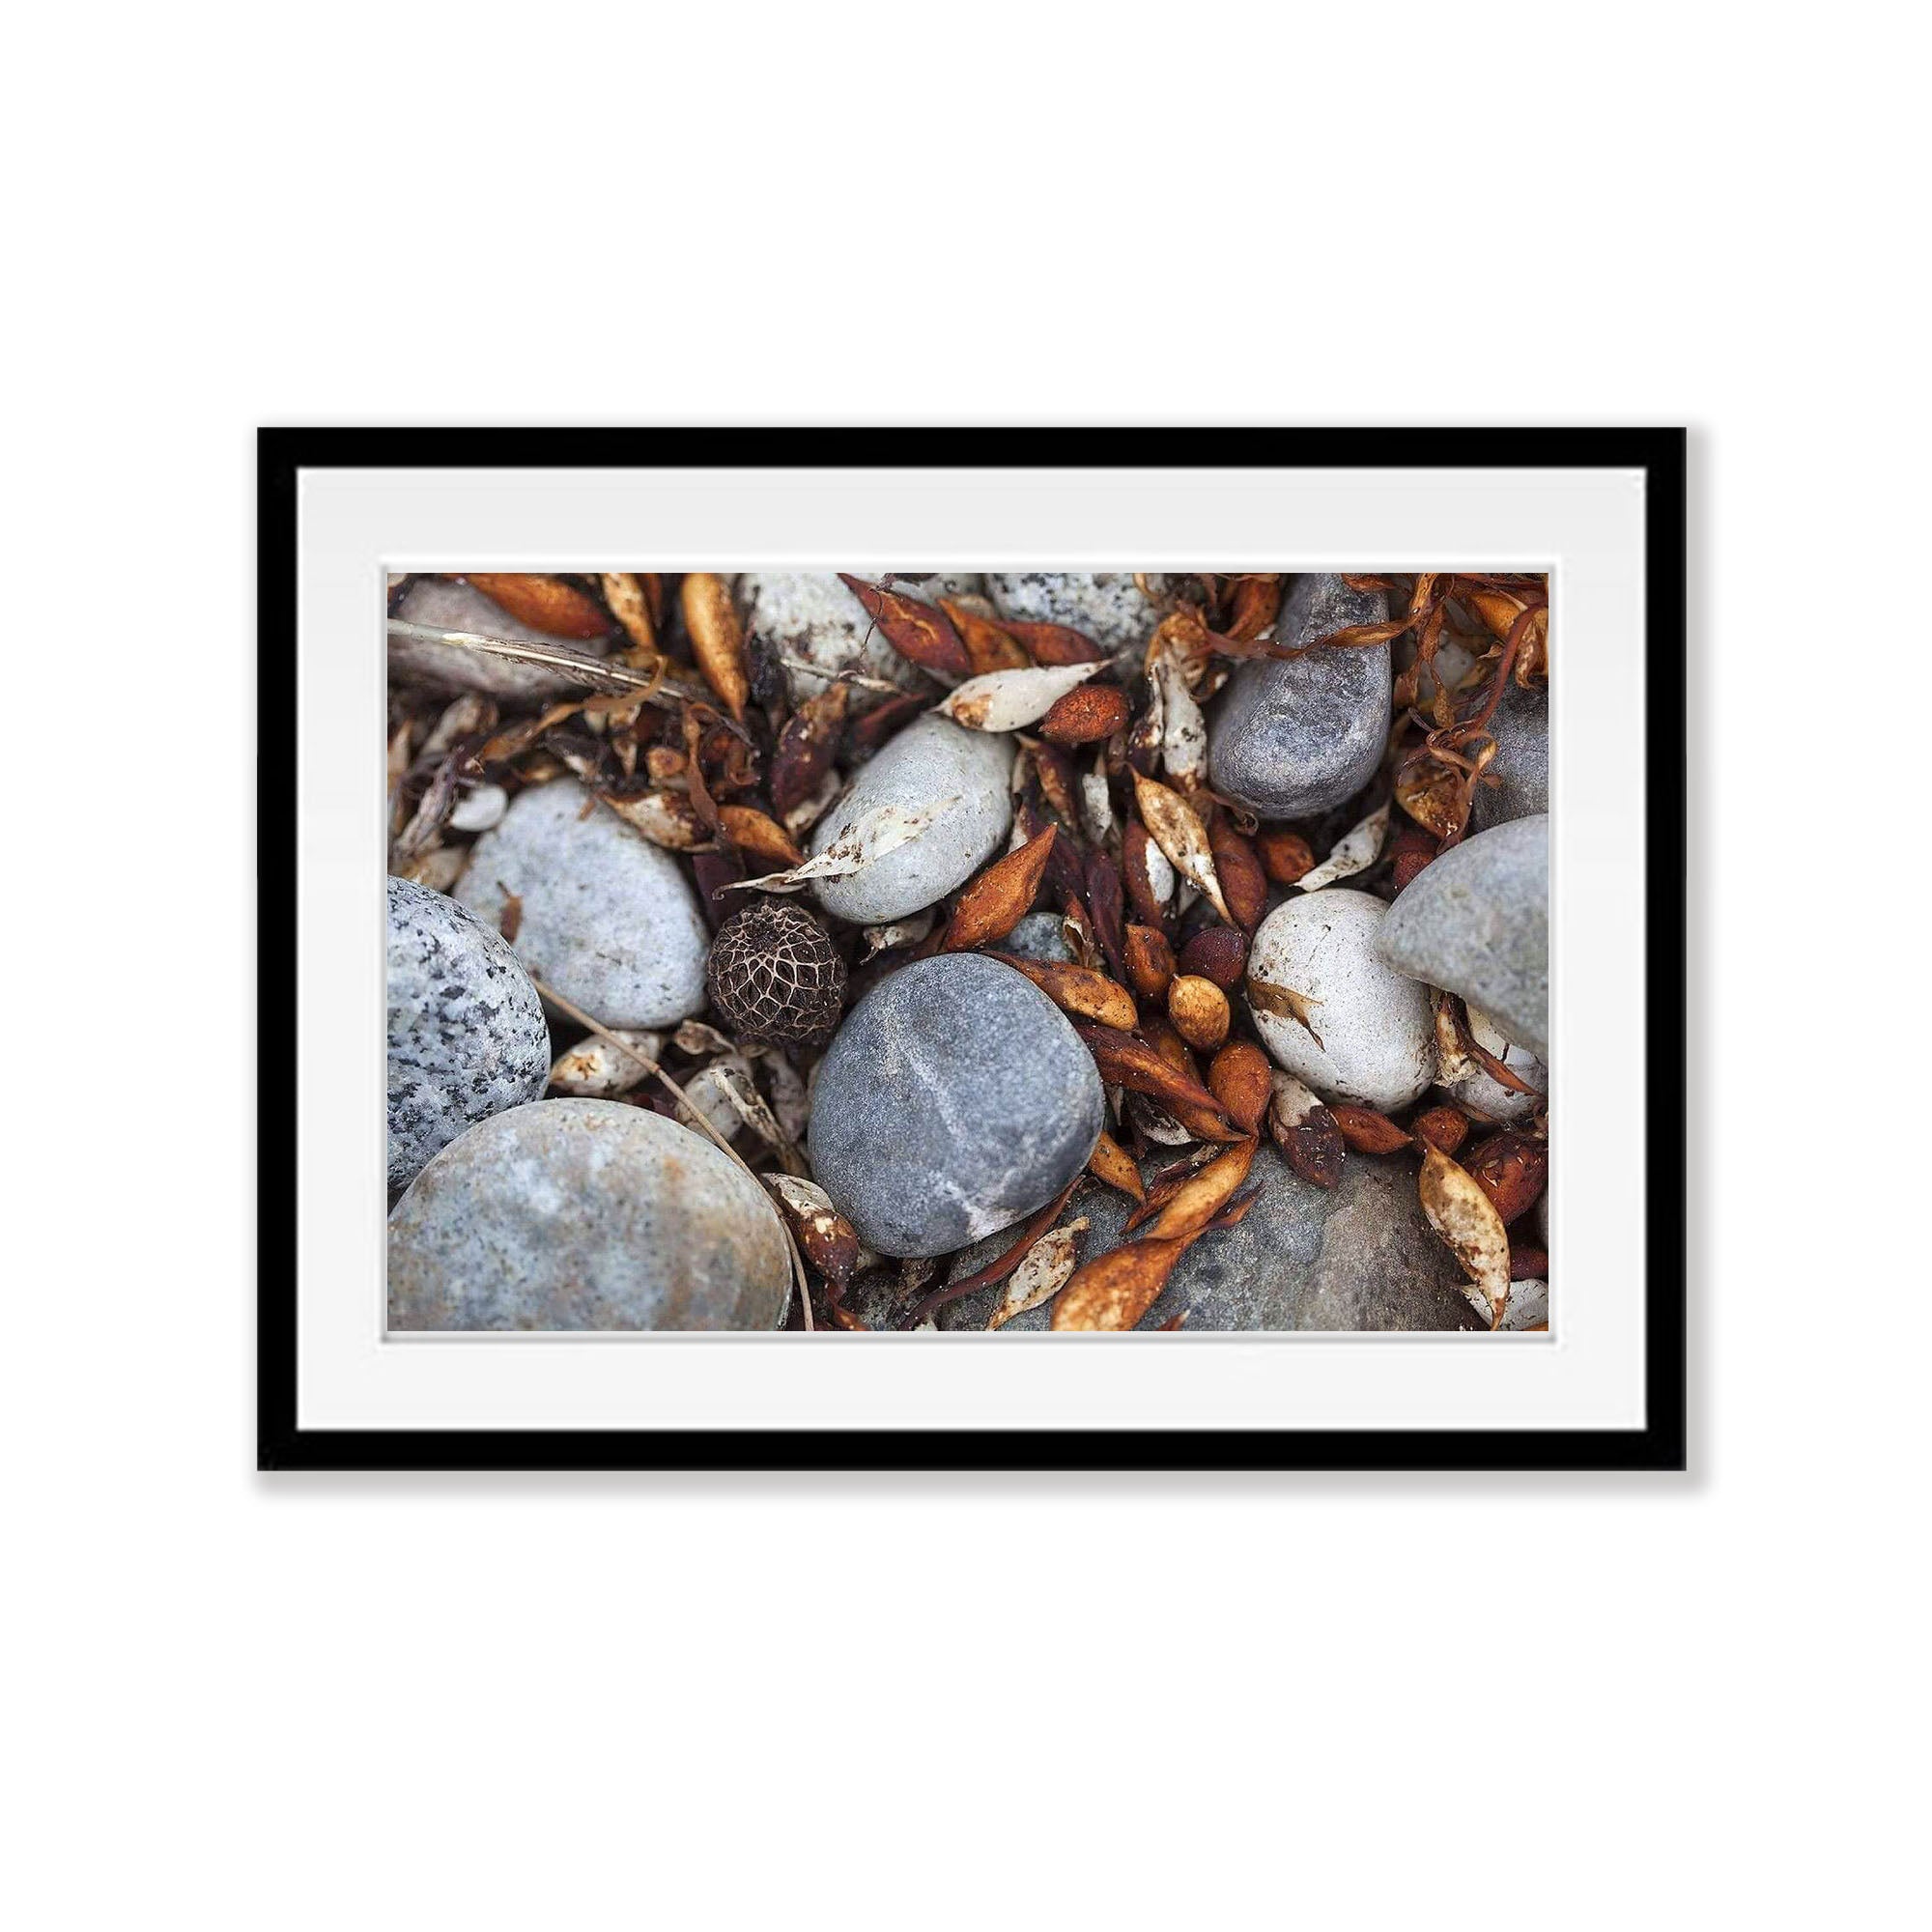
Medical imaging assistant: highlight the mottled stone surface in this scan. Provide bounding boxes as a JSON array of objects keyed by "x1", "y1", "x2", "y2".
[
  {"x1": 1246, "y1": 890, "x2": 1436, "y2": 1110},
  {"x1": 387, "y1": 878, "x2": 552, "y2": 1192},
  {"x1": 1378, "y1": 814, "x2": 1548, "y2": 1057},
  {"x1": 809, "y1": 954, "x2": 1105, "y2": 1257},
  {"x1": 388, "y1": 1100, "x2": 789, "y2": 1330},
  {"x1": 1468, "y1": 680, "x2": 1549, "y2": 833},
  {"x1": 984, "y1": 573, "x2": 1157, "y2": 655},
  {"x1": 736, "y1": 572, "x2": 980, "y2": 706},
  {"x1": 809, "y1": 714, "x2": 1014, "y2": 924},
  {"x1": 937, "y1": 1142, "x2": 1483, "y2": 1332},
  {"x1": 388, "y1": 577, "x2": 611, "y2": 701},
  {"x1": 1208, "y1": 575, "x2": 1392, "y2": 818},
  {"x1": 1004, "y1": 911, "x2": 1076, "y2": 964},
  {"x1": 456, "y1": 778, "x2": 711, "y2": 1029}
]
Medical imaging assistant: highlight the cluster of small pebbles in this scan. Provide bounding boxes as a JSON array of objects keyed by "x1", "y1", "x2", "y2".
[{"x1": 384, "y1": 567, "x2": 1550, "y2": 1332}]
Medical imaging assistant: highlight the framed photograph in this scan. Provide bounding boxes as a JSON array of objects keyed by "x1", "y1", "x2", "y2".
[{"x1": 259, "y1": 427, "x2": 1685, "y2": 1472}]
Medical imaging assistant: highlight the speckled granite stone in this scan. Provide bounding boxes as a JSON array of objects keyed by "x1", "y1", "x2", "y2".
[
  {"x1": 736, "y1": 572, "x2": 980, "y2": 706},
  {"x1": 386, "y1": 876, "x2": 551, "y2": 1192},
  {"x1": 1208, "y1": 574, "x2": 1391, "y2": 818},
  {"x1": 809, "y1": 714, "x2": 1014, "y2": 924},
  {"x1": 388, "y1": 577, "x2": 611, "y2": 701},
  {"x1": 984, "y1": 573, "x2": 1156, "y2": 655},
  {"x1": 388, "y1": 1100, "x2": 790, "y2": 1330},
  {"x1": 936, "y1": 1142, "x2": 1483, "y2": 1332},
  {"x1": 1378, "y1": 813, "x2": 1548, "y2": 1057},
  {"x1": 809, "y1": 954, "x2": 1104, "y2": 1257},
  {"x1": 456, "y1": 778, "x2": 712, "y2": 1029}
]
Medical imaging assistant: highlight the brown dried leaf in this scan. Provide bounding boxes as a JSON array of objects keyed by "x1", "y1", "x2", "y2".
[
  {"x1": 1168, "y1": 975, "x2": 1230, "y2": 1052},
  {"x1": 1122, "y1": 818, "x2": 1173, "y2": 930},
  {"x1": 1130, "y1": 771, "x2": 1231, "y2": 922},
  {"x1": 1256, "y1": 827, "x2": 1315, "y2": 885},
  {"x1": 1143, "y1": 1138, "x2": 1258, "y2": 1240},
  {"x1": 720, "y1": 799, "x2": 957, "y2": 895},
  {"x1": 769, "y1": 680, "x2": 851, "y2": 817},
  {"x1": 1050, "y1": 1236, "x2": 1190, "y2": 1332},
  {"x1": 596, "y1": 788, "x2": 707, "y2": 849},
  {"x1": 1328, "y1": 1105, "x2": 1412, "y2": 1153},
  {"x1": 1418, "y1": 1143, "x2": 1512, "y2": 1325},
  {"x1": 1245, "y1": 974, "x2": 1325, "y2": 1049},
  {"x1": 987, "y1": 1216, "x2": 1092, "y2": 1329},
  {"x1": 1208, "y1": 819, "x2": 1268, "y2": 929},
  {"x1": 1123, "y1": 923, "x2": 1177, "y2": 1003},
  {"x1": 1073, "y1": 1023, "x2": 1236, "y2": 1132},
  {"x1": 1410, "y1": 1105, "x2": 1469, "y2": 1156},
  {"x1": 1396, "y1": 745, "x2": 1473, "y2": 840},
  {"x1": 1267, "y1": 1071, "x2": 1345, "y2": 1189},
  {"x1": 937, "y1": 662, "x2": 1104, "y2": 732},
  {"x1": 598, "y1": 572, "x2": 658, "y2": 660},
  {"x1": 719, "y1": 805, "x2": 804, "y2": 870},
  {"x1": 762, "y1": 1175, "x2": 862, "y2": 1289},
  {"x1": 998, "y1": 618, "x2": 1105, "y2": 666},
  {"x1": 679, "y1": 573, "x2": 751, "y2": 722},
  {"x1": 1207, "y1": 1041, "x2": 1273, "y2": 1135},
  {"x1": 461, "y1": 573, "x2": 611, "y2": 640},
  {"x1": 839, "y1": 575, "x2": 972, "y2": 680},
  {"x1": 993, "y1": 953, "x2": 1137, "y2": 1030},
  {"x1": 1223, "y1": 575, "x2": 1282, "y2": 643},
  {"x1": 944, "y1": 825, "x2": 1057, "y2": 952},
  {"x1": 1463, "y1": 1132, "x2": 1548, "y2": 1226},
  {"x1": 496, "y1": 886, "x2": 523, "y2": 945},
  {"x1": 938, "y1": 597, "x2": 1031, "y2": 674},
  {"x1": 1088, "y1": 1131, "x2": 1146, "y2": 1203},
  {"x1": 1040, "y1": 682, "x2": 1129, "y2": 747}
]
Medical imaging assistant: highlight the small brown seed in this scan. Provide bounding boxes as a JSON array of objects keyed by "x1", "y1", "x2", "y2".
[
  {"x1": 1178, "y1": 924, "x2": 1247, "y2": 989},
  {"x1": 1039, "y1": 682, "x2": 1129, "y2": 747},
  {"x1": 1410, "y1": 1104, "x2": 1468, "y2": 1155},
  {"x1": 1168, "y1": 975, "x2": 1230, "y2": 1052},
  {"x1": 1208, "y1": 1041, "x2": 1272, "y2": 1134},
  {"x1": 1256, "y1": 827, "x2": 1315, "y2": 885},
  {"x1": 1208, "y1": 819, "x2": 1268, "y2": 929},
  {"x1": 1123, "y1": 923, "x2": 1177, "y2": 1003}
]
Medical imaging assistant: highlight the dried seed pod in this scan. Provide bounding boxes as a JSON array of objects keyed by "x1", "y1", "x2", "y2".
[
  {"x1": 1168, "y1": 975, "x2": 1231, "y2": 1052},
  {"x1": 1256, "y1": 827, "x2": 1316, "y2": 885},
  {"x1": 1207, "y1": 1041, "x2": 1273, "y2": 1135},
  {"x1": 993, "y1": 954, "x2": 1138, "y2": 1030},
  {"x1": 707, "y1": 901, "x2": 847, "y2": 1046},
  {"x1": 719, "y1": 805, "x2": 805, "y2": 870},
  {"x1": 1040, "y1": 681, "x2": 1129, "y2": 747},
  {"x1": 1122, "y1": 818, "x2": 1173, "y2": 931},
  {"x1": 1088, "y1": 1131, "x2": 1146, "y2": 1203},
  {"x1": 679, "y1": 573, "x2": 750, "y2": 722},
  {"x1": 1208, "y1": 819, "x2": 1268, "y2": 929},
  {"x1": 461, "y1": 573, "x2": 612, "y2": 640},
  {"x1": 1328, "y1": 1105, "x2": 1412, "y2": 1153},
  {"x1": 1463, "y1": 1131, "x2": 1548, "y2": 1226},
  {"x1": 1178, "y1": 923, "x2": 1247, "y2": 989},
  {"x1": 838, "y1": 575, "x2": 971, "y2": 680},
  {"x1": 943, "y1": 826, "x2": 1057, "y2": 952},
  {"x1": 1268, "y1": 1070, "x2": 1346, "y2": 1190},
  {"x1": 1410, "y1": 1104, "x2": 1468, "y2": 1155},
  {"x1": 762, "y1": 1176, "x2": 863, "y2": 1291},
  {"x1": 1123, "y1": 923, "x2": 1177, "y2": 1003}
]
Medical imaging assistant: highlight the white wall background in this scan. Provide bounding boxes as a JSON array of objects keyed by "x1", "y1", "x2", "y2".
[{"x1": 3, "y1": 6, "x2": 1920, "y2": 1928}]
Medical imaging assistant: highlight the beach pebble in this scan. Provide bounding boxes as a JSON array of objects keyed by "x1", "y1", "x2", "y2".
[
  {"x1": 1440, "y1": 1004, "x2": 1548, "y2": 1123},
  {"x1": 386, "y1": 877, "x2": 552, "y2": 1192},
  {"x1": 388, "y1": 1099, "x2": 790, "y2": 1330},
  {"x1": 1004, "y1": 911, "x2": 1077, "y2": 964},
  {"x1": 388, "y1": 576, "x2": 610, "y2": 701},
  {"x1": 737, "y1": 572, "x2": 980, "y2": 706},
  {"x1": 1208, "y1": 574, "x2": 1392, "y2": 818},
  {"x1": 456, "y1": 777, "x2": 711, "y2": 1029},
  {"x1": 448, "y1": 782, "x2": 508, "y2": 833},
  {"x1": 938, "y1": 1143, "x2": 1482, "y2": 1332},
  {"x1": 1246, "y1": 889, "x2": 1436, "y2": 1110},
  {"x1": 809, "y1": 954, "x2": 1104, "y2": 1257},
  {"x1": 1378, "y1": 813, "x2": 1548, "y2": 1057},
  {"x1": 985, "y1": 573, "x2": 1157, "y2": 655},
  {"x1": 1468, "y1": 680, "x2": 1549, "y2": 832},
  {"x1": 809, "y1": 713, "x2": 1014, "y2": 924}
]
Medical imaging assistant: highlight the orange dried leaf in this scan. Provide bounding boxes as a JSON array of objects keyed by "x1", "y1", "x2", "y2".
[
  {"x1": 679, "y1": 573, "x2": 750, "y2": 722},
  {"x1": 1130, "y1": 771, "x2": 1232, "y2": 922},
  {"x1": 1208, "y1": 1041, "x2": 1274, "y2": 1135},
  {"x1": 937, "y1": 597, "x2": 1030, "y2": 674},
  {"x1": 943, "y1": 825, "x2": 1057, "y2": 952},
  {"x1": 1148, "y1": 1138, "x2": 1257, "y2": 1240},
  {"x1": 1328, "y1": 1105, "x2": 1412, "y2": 1154},
  {"x1": 839, "y1": 575, "x2": 971, "y2": 680},
  {"x1": 1050, "y1": 1237, "x2": 1190, "y2": 1331},
  {"x1": 719, "y1": 805, "x2": 804, "y2": 870},
  {"x1": 998, "y1": 618, "x2": 1105, "y2": 666},
  {"x1": 1123, "y1": 923, "x2": 1177, "y2": 1003},
  {"x1": 1040, "y1": 682, "x2": 1129, "y2": 747},
  {"x1": 993, "y1": 953, "x2": 1137, "y2": 1030},
  {"x1": 462, "y1": 573, "x2": 611, "y2": 640},
  {"x1": 1088, "y1": 1131, "x2": 1146, "y2": 1203}
]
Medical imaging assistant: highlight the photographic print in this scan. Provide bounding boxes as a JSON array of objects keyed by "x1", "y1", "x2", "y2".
[{"x1": 384, "y1": 564, "x2": 1551, "y2": 1337}]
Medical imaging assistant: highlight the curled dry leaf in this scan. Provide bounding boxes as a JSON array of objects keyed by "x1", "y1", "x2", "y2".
[
  {"x1": 1410, "y1": 1104, "x2": 1469, "y2": 1156},
  {"x1": 998, "y1": 618, "x2": 1105, "y2": 666},
  {"x1": 988, "y1": 1216, "x2": 1092, "y2": 1329},
  {"x1": 1087, "y1": 1131, "x2": 1146, "y2": 1203},
  {"x1": 678, "y1": 573, "x2": 750, "y2": 722},
  {"x1": 1463, "y1": 1131, "x2": 1548, "y2": 1226},
  {"x1": 768, "y1": 681, "x2": 851, "y2": 817},
  {"x1": 1417, "y1": 1143, "x2": 1512, "y2": 1325},
  {"x1": 1148, "y1": 637, "x2": 1208, "y2": 787},
  {"x1": 1395, "y1": 743, "x2": 1478, "y2": 841},
  {"x1": 1123, "y1": 923, "x2": 1177, "y2": 1003},
  {"x1": 1168, "y1": 975, "x2": 1231, "y2": 1052},
  {"x1": 1328, "y1": 1104, "x2": 1412, "y2": 1153},
  {"x1": 1208, "y1": 820, "x2": 1268, "y2": 929},
  {"x1": 1433, "y1": 989, "x2": 1477, "y2": 1085},
  {"x1": 1073, "y1": 1023, "x2": 1238, "y2": 1138},
  {"x1": 1224, "y1": 574, "x2": 1283, "y2": 643},
  {"x1": 1207, "y1": 1040, "x2": 1273, "y2": 1135},
  {"x1": 938, "y1": 596, "x2": 1031, "y2": 674},
  {"x1": 1040, "y1": 682, "x2": 1129, "y2": 747},
  {"x1": 1298, "y1": 801, "x2": 1391, "y2": 893},
  {"x1": 718, "y1": 805, "x2": 804, "y2": 870},
  {"x1": 721, "y1": 798, "x2": 958, "y2": 894},
  {"x1": 1129, "y1": 771, "x2": 1232, "y2": 922},
  {"x1": 839, "y1": 575, "x2": 971, "y2": 681},
  {"x1": 548, "y1": 1029, "x2": 664, "y2": 1097},
  {"x1": 1146, "y1": 1137, "x2": 1257, "y2": 1239},
  {"x1": 993, "y1": 954, "x2": 1137, "y2": 1031},
  {"x1": 1083, "y1": 850, "x2": 1126, "y2": 981},
  {"x1": 598, "y1": 573, "x2": 657, "y2": 659},
  {"x1": 1050, "y1": 1236, "x2": 1190, "y2": 1332},
  {"x1": 1268, "y1": 1070, "x2": 1346, "y2": 1190},
  {"x1": 597, "y1": 788, "x2": 708, "y2": 849},
  {"x1": 1246, "y1": 973, "x2": 1325, "y2": 1049},
  {"x1": 461, "y1": 573, "x2": 611, "y2": 640},
  {"x1": 1179, "y1": 923, "x2": 1247, "y2": 990},
  {"x1": 762, "y1": 1175, "x2": 862, "y2": 1289},
  {"x1": 937, "y1": 661, "x2": 1104, "y2": 732},
  {"x1": 943, "y1": 824, "x2": 1057, "y2": 952},
  {"x1": 1256, "y1": 827, "x2": 1316, "y2": 886}
]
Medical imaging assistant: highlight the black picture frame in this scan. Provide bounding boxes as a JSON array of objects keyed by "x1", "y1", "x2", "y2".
[{"x1": 258, "y1": 427, "x2": 1686, "y2": 1474}]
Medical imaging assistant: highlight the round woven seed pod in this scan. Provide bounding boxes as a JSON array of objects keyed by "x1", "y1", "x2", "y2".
[{"x1": 708, "y1": 901, "x2": 847, "y2": 1046}]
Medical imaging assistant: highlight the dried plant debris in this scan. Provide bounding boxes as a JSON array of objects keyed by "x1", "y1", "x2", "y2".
[{"x1": 384, "y1": 566, "x2": 1551, "y2": 1335}]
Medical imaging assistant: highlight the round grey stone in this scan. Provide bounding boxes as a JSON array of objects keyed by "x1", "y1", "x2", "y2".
[
  {"x1": 456, "y1": 778, "x2": 711, "y2": 1029},
  {"x1": 809, "y1": 713, "x2": 1014, "y2": 924},
  {"x1": 386, "y1": 876, "x2": 552, "y2": 1192},
  {"x1": 737, "y1": 572, "x2": 980, "y2": 706},
  {"x1": 1378, "y1": 813, "x2": 1548, "y2": 1057},
  {"x1": 388, "y1": 576, "x2": 611, "y2": 701},
  {"x1": 1468, "y1": 679, "x2": 1548, "y2": 833},
  {"x1": 937, "y1": 1142, "x2": 1483, "y2": 1332},
  {"x1": 1004, "y1": 911, "x2": 1077, "y2": 964},
  {"x1": 809, "y1": 954, "x2": 1105, "y2": 1258},
  {"x1": 1208, "y1": 574, "x2": 1392, "y2": 818},
  {"x1": 388, "y1": 1099, "x2": 790, "y2": 1330},
  {"x1": 984, "y1": 573, "x2": 1157, "y2": 655}
]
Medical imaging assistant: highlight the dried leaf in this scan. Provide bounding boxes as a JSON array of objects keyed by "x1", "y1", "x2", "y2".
[
  {"x1": 1328, "y1": 1105, "x2": 1412, "y2": 1153},
  {"x1": 598, "y1": 572, "x2": 658, "y2": 659},
  {"x1": 839, "y1": 575, "x2": 971, "y2": 680},
  {"x1": 1255, "y1": 827, "x2": 1315, "y2": 885},
  {"x1": 1208, "y1": 820, "x2": 1268, "y2": 929},
  {"x1": 1083, "y1": 849, "x2": 1126, "y2": 982},
  {"x1": 901, "y1": 1177, "x2": 1084, "y2": 1326},
  {"x1": 1148, "y1": 637, "x2": 1207, "y2": 787},
  {"x1": 1040, "y1": 682, "x2": 1129, "y2": 747},
  {"x1": 1418, "y1": 1143, "x2": 1512, "y2": 1325},
  {"x1": 1088, "y1": 1132, "x2": 1146, "y2": 1203},
  {"x1": 993, "y1": 953, "x2": 1138, "y2": 1030},
  {"x1": 720, "y1": 798, "x2": 958, "y2": 895},
  {"x1": 858, "y1": 911, "x2": 936, "y2": 960},
  {"x1": 1122, "y1": 818, "x2": 1174, "y2": 929},
  {"x1": 1268, "y1": 1071, "x2": 1346, "y2": 1189},
  {"x1": 1123, "y1": 923, "x2": 1176, "y2": 1003},
  {"x1": 1395, "y1": 745, "x2": 1473, "y2": 840},
  {"x1": 1146, "y1": 1138, "x2": 1257, "y2": 1239},
  {"x1": 1223, "y1": 575, "x2": 1282, "y2": 643},
  {"x1": 998, "y1": 618, "x2": 1105, "y2": 666},
  {"x1": 1463, "y1": 1132, "x2": 1548, "y2": 1226},
  {"x1": 769, "y1": 680, "x2": 851, "y2": 816},
  {"x1": 596, "y1": 788, "x2": 708, "y2": 849},
  {"x1": 1073, "y1": 1023, "x2": 1237, "y2": 1135},
  {"x1": 1167, "y1": 974, "x2": 1230, "y2": 1052},
  {"x1": 1050, "y1": 1236, "x2": 1190, "y2": 1332},
  {"x1": 938, "y1": 597, "x2": 1030, "y2": 674},
  {"x1": 461, "y1": 573, "x2": 611, "y2": 640},
  {"x1": 1411, "y1": 1105, "x2": 1469, "y2": 1156},
  {"x1": 1245, "y1": 973, "x2": 1325, "y2": 1049},
  {"x1": 937, "y1": 662, "x2": 1104, "y2": 732},
  {"x1": 719, "y1": 805, "x2": 805, "y2": 870},
  {"x1": 1298, "y1": 801, "x2": 1391, "y2": 893},
  {"x1": 762, "y1": 1175, "x2": 862, "y2": 1289},
  {"x1": 680, "y1": 573, "x2": 751, "y2": 722},
  {"x1": 943, "y1": 825, "x2": 1057, "y2": 951},
  {"x1": 1080, "y1": 759, "x2": 1115, "y2": 845},
  {"x1": 1207, "y1": 1041, "x2": 1273, "y2": 1135},
  {"x1": 496, "y1": 886, "x2": 523, "y2": 944},
  {"x1": 1129, "y1": 771, "x2": 1231, "y2": 922},
  {"x1": 988, "y1": 1217, "x2": 1092, "y2": 1329},
  {"x1": 1433, "y1": 989, "x2": 1477, "y2": 1085}
]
